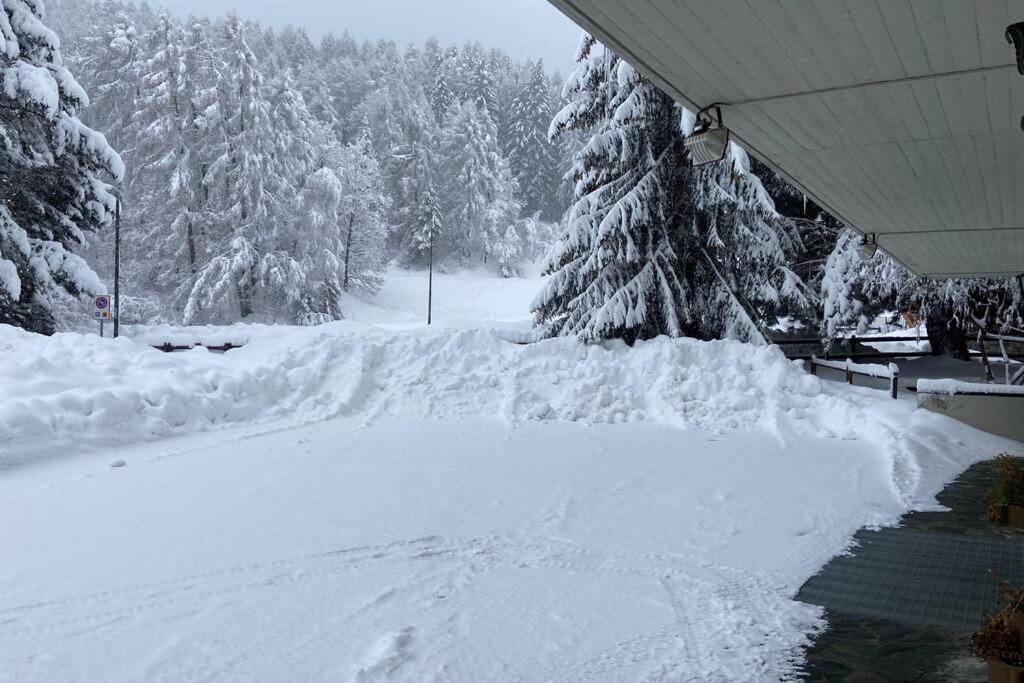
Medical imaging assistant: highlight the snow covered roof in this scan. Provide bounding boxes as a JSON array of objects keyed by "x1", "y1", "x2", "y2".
[{"x1": 547, "y1": 0, "x2": 1024, "y2": 278}]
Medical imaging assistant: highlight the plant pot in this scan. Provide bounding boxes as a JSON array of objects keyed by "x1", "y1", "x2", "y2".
[
  {"x1": 989, "y1": 656, "x2": 1024, "y2": 683},
  {"x1": 1008, "y1": 505, "x2": 1024, "y2": 528},
  {"x1": 992, "y1": 503, "x2": 1010, "y2": 525}
]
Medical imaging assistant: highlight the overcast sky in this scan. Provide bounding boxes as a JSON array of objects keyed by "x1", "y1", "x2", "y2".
[{"x1": 150, "y1": 0, "x2": 582, "y2": 75}]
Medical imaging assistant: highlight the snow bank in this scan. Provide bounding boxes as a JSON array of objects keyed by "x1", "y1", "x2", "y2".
[
  {"x1": 118, "y1": 322, "x2": 297, "y2": 347},
  {"x1": 2, "y1": 321, "x2": 835, "y2": 466},
  {"x1": 4, "y1": 321, "x2": 1013, "y2": 511}
]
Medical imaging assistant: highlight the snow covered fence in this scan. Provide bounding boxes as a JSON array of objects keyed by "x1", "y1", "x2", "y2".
[{"x1": 810, "y1": 355, "x2": 901, "y2": 399}]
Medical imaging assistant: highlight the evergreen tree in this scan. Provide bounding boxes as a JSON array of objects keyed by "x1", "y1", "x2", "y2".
[
  {"x1": 81, "y1": 9, "x2": 140, "y2": 148},
  {"x1": 428, "y1": 58, "x2": 456, "y2": 124},
  {"x1": 459, "y1": 42, "x2": 496, "y2": 111},
  {"x1": 506, "y1": 60, "x2": 559, "y2": 219},
  {"x1": 537, "y1": 37, "x2": 808, "y2": 343},
  {"x1": 403, "y1": 178, "x2": 444, "y2": 267},
  {"x1": 441, "y1": 100, "x2": 519, "y2": 269},
  {"x1": 126, "y1": 13, "x2": 198, "y2": 314},
  {"x1": 689, "y1": 142, "x2": 808, "y2": 340},
  {"x1": 534, "y1": 38, "x2": 689, "y2": 342},
  {"x1": 0, "y1": 0, "x2": 123, "y2": 333},
  {"x1": 290, "y1": 167, "x2": 345, "y2": 325},
  {"x1": 336, "y1": 121, "x2": 390, "y2": 293},
  {"x1": 184, "y1": 13, "x2": 277, "y2": 323}
]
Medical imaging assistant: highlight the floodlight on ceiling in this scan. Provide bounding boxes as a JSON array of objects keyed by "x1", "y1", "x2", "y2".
[
  {"x1": 856, "y1": 233, "x2": 879, "y2": 260},
  {"x1": 685, "y1": 105, "x2": 730, "y2": 166}
]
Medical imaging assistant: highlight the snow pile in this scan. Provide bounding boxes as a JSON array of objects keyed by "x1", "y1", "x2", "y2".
[
  {"x1": 118, "y1": 322, "x2": 297, "y2": 347},
  {"x1": 1, "y1": 322, "x2": 837, "y2": 466}
]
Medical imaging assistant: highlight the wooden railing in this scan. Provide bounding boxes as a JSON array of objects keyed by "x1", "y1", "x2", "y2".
[
  {"x1": 775, "y1": 335, "x2": 931, "y2": 361},
  {"x1": 809, "y1": 355, "x2": 901, "y2": 399}
]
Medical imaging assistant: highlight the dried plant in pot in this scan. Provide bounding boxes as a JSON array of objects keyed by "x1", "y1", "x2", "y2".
[
  {"x1": 971, "y1": 585, "x2": 1024, "y2": 682},
  {"x1": 988, "y1": 455, "x2": 1024, "y2": 527}
]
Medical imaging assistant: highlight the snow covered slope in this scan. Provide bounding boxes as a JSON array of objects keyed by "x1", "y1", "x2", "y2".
[{"x1": 341, "y1": 266, "x2": 546, "y2": 331}]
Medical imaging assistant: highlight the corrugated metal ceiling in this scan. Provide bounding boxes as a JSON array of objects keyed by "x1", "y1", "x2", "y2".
[{"x1": 547, "y1": 0, "x2": 1024, "y2": 278}]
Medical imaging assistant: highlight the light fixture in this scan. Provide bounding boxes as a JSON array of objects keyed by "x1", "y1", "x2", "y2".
[
  {"x1": 856, "y1": 233, "x2": 879, "y2": 260},
  {"x1": 1007, "y1": 22, "x2": 1024, "y2": 74},
  {"x1": 685, "y1": 105, "x2": 730, "y2": 166},
  {"x1": 1006, "y1": 22, "x2": 1024, "y2": 130}
]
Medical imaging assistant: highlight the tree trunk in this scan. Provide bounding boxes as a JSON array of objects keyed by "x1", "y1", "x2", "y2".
[
  {"x1": 186, "y1": 217, "x2": 197, "y2": 272},
  {"x1": 342, "y1": 212, "x2": 354, "y2": 292},
  {"x1": 237, "y1": 283, "x2": 252, "y2": 319},
  {"x1": 926, "y1": 302, "x2": 970, "y2": 360}
]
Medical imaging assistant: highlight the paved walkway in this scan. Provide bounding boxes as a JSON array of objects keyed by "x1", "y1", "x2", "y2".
[{"x1": 799, "y1": 458, "x2": 1024, "y2": 681}]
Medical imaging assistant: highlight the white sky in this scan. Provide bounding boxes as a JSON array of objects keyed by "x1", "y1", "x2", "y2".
[{"x1": 149, "y1": 0, "x2": 582, "y2": 76}]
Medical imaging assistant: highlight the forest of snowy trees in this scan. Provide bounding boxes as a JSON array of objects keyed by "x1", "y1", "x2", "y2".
[
  {"x1": 0, "y1": 0, "x2": 1021, "y2": 353},
  {"x1": 28, "y1": 0, "x2": 565, "y2": 328}
]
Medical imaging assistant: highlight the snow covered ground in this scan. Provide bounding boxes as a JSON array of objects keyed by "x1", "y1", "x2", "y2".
[
  {"x1": 1, "y1": 270, "x2": 1021, "y2": 682},
  {"x1": 342, "y1": 266, "x2": 546, "y2": 332}
]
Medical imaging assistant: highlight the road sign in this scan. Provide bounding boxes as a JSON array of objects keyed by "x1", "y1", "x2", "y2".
[{"x1": 94, "y1": 295, "x2": 111, "y2": 320}]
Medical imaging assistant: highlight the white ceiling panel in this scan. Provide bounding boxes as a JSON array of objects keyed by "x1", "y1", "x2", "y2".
[{"x1": 547, "y1": 0, "x2": 1024, "y2": 277}]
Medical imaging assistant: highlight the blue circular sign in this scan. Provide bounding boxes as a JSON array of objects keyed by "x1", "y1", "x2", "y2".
[{"x1": 95, "y1": 296, "x2": 109, "y2": 309}]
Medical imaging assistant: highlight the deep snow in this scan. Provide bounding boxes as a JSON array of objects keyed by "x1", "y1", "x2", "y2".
[{"x1": 1, "y1": 269, "x2": 1021, "y2": 682}]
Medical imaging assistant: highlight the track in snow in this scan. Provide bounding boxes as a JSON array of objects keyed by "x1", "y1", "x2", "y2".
[{"x1": 2, "y1": 411, "x2": 1013, "y2": 682}]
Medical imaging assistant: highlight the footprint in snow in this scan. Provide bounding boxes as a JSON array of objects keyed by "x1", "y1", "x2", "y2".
[{"x1": 351, "y1": 627, "x2": 415, "y2": 682}]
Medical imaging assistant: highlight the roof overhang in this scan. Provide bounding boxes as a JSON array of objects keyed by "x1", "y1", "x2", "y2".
[{"x1": 547, "y1": 0, "x2": 1024, "y2": 278}]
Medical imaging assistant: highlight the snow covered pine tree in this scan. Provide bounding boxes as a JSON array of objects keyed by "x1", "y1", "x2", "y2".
[
  {"x1": 533, "y1": 36, "x2": 690, "y2": 343},
  {"x1": 506, "y1": 60, "x2": 559, "y2": 220},
  {"x1": 535, "y1": 35, "x2": 809, "y2": 345},
  {"x1": 0, "y1": 0, "x2": 123, "y2": 333}
]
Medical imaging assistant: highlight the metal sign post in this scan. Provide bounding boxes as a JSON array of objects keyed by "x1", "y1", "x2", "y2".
[
  {"x1": 94, "y1": 295, "x2": 111, "y2": 337},
  {"x1": 427, "y1": 226, "x2": 433, "y2": 326}
]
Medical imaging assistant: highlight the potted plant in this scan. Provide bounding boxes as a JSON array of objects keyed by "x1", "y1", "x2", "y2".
[
  {"x1": 988, "y1": 456, "x2": 1024, "y2": 527},
  {"x1": 971, "y1": 585, "x2": 1024, "y2": 682}
]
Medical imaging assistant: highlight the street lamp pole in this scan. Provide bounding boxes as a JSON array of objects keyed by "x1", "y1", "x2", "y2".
[
  {"x1": 113, "y1": 196, "x2": 121, "y2": 339},
  {"x1": 427, "y1": 223, "x2": 433, "y2": 326}
]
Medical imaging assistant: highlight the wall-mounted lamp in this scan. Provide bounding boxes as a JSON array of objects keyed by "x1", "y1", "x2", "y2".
[
  {"x1": 1007, "y1": 22, "x2": 1024, "y2": 130},
  {"x1": 685, "y1": 105, "x2": 730, "y2": 166},
  {"x1": 856, "y1": 233, "x2": 879, "y2": 260}
]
